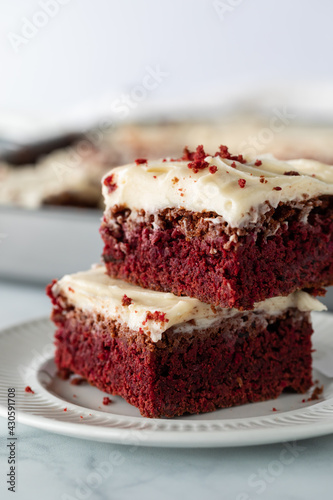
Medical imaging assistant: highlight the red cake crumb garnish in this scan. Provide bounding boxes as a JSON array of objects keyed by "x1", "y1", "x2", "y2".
[
  {"x1": 64, "y1": 408, "x2": 67, "y2": 412},
  {"x1": 308, "y1": 385, "x2": 323, "y2": 401},
  {"x1": 80, "y1": 416, "x2": 83, "y2": 419},
  {"x1": 57, "y1": 368, "x2": 71, "y2": 380},
  {"x1": 255, "y1": 160, "x2": 262, "y2": 166},
  {"x1": 172, "y1": 177, "x2": 179, "y2": 184},
  {"x1": 302, "y1": 399, "x2": 306, "y2": 403},
  {"x1": 25, "y1": 386, "x2": 34, "y2": 394},
  {"x1": 142, "y1": 311, "x2": 169, "y2": 325},
  {"x1": 231, "y1": 162, "x2": 237, "y2": 168},
  {"x1": 238, "y1": 179, "x2": 246, "y2": 188},
  {"x1": 135, "y1": 158, "x2": 147, "y2": 165},
  {"x1": 103, "y1": 397, "x2": 112, "y2": 405},
  {"x1": 273, "y1": 186, "x2": 282, "y2": 191},
  {"x1": 153, "y1": 175, "x2": 157, "y2": 179},
  {"x1": 70, "y1": 376, "x2": 86, "y2": 386},
  {"x1": 103, "y1": 174, "x2": 117, "y2": 193},
  {"x1": 68, "y1": 287, "x2": 75, "y2": 293},
  {"x1": 162, "y1": 158, "x2": 167, "y2": 162},
  {"x1": 272, "y1": 407, "x2": 277, "y2": 411},
  {"x1": 284, "y1": 171, "x2": 300, "y2": 176},
  {"x1": 122, "y1": 294, "x2": 133, "y2": 306},
  {"x1": 187, "y1": 145, "x2": 209, "y2": 173},
  {"x1": 175, "y1": 145, "x2": 246, "y2": 173},
  {"x1": 215, "y1": 145, "x2": 246, "y2": 164},
  {"x1": 180, "y1": 146, "x2": 192, "y2": 161}
]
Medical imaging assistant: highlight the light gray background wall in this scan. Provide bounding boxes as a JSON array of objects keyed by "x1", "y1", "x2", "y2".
[{"x1": 0, "y1": 0, "x2": 332, "y2": 132}]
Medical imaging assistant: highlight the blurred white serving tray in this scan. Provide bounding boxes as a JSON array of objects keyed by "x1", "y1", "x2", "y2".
[{"x1": 0, "y1": 206, "x2": 102, "y2": 285}]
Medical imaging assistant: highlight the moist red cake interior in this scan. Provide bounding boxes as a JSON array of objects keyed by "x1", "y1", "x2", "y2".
[
  {"x1": 48, "y1": 286, "x2": 313, "y2": 418},
  {"x1": 100, "y1": 196, "x2": 333, "y2": 309}
]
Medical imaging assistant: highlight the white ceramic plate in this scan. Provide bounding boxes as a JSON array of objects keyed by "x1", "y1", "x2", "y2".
[{"x1": 0, "y1": 314, "x2": 333, "y2": 448}]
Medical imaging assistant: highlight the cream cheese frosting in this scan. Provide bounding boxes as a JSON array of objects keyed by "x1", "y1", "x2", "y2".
[
  {"x1": 101, "y1": 153, "x2": 333, "y2": 228},
  {"x1": 52, "y1": 266, "x2": 326, "y2": 342}
]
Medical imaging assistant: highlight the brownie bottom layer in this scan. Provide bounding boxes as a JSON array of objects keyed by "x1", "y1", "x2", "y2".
[{"x1": 51, "y1": 304, "x2": 313, "y2": 418}]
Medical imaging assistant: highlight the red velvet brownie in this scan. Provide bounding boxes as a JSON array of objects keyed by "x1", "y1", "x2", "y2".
[
  {"x1": 47, "y1": 266, "x2": 326, "y2": 418},
  {"x1": 100, "y1": 146, "x2": 333, "y2": 309}
]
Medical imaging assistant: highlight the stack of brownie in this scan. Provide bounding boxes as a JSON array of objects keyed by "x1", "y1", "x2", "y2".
[{"x1": 47, "y1": 145, "x2": 333, "y2": 418}]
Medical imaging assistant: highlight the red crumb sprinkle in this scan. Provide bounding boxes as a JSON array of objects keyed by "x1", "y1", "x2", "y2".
[
  {"x1": 142, "y1": 311, "x2": 169, "y2": 325},
  {"x1": 272, "y1": 407, "x2": 277, "y2": 412},
  {"x1": 308, "y1": 385, "x2": 323, "y2": 401},
  {"x1": 103, "y1": 397, "x2": 112, "y2": 406},
  {"x1": 73, "y1": 394, "x2": 77, "y2": 398},
  {"x1": 302, "y1": 399, "x2": 306, "y2": 403},
  {"x1": 238, "y1": 179, "x2": 246, "y2": 188},
  {"x1": 153, "y1": 175, "x2": 157, "y2": 179},
  {"x1": 215, "y1": 145, "x2": 246, "y2": 164},
  {"x1": 187, "y1": 145, "x2": 209, "y2": 173},
  {"x1": 180, "y1": 146, "x2": 192, "y2": 161},
  {"x1": 273, "y1": 186, "x2": 282, "y2": 191},
  {"x1": 284, "y1": 171, "x2": 300, "y2": 176},
  {"x1": 209, "y1": 165, "x2": 218, "y2": 174},
  {"x1": 25, "y1": 386, "x2": 34, "y2": 394},
  {"x1": 70, "y1": 376, "x2": 86, "y2": 386},
  {"x1": 174, "y1": 145, "x2": 246, "y2": 172},
  {"x1": 231, "y1": 162, "x2": 237, "y2": 168},
  {"x1": 172, "y1": 177, "x2": 179, "y2": 184},
  {"x1": 135, "y1": 158, "x2": 147, "y2": 165},
  {"x1": 255, "y1": 160, "x2": 262, "y2": 166},
  {"x1": 122, "y1": 294, "x2": 133, "y2": 306},
  {"x1": 64, "y1": 408, "x2": 67, "y2": 412},
  {"x1": 162, "y1": 158, "x2": 167, "y2": 162},
  {"x1": 68, "y1": 287, "x2": 75, "y2": 293},
  {"x1": 57, "y1": 368, "x2": 71, "y2": 380},
  {"x1": 80, "y1": 416, "x2": 83, "y2": 419},
  {"x1": 103, "y1": 174, "x2": 117, "y2": 193}
]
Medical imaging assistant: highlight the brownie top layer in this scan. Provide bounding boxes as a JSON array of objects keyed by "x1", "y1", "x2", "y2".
[
  {"x1": 51, "y1": 266, "x2": 326, "y2": 342},
  {"x1": 101, "y1": 145, "x2": 333, "y2": 228}
]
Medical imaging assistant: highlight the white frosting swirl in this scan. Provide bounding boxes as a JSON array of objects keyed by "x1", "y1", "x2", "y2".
[
  {"x1": 52, "y1": 266, "x2": 326, "y2": 342},
  {"x1": 101, "y1": 154, "x2": 333, "y2": 228}
]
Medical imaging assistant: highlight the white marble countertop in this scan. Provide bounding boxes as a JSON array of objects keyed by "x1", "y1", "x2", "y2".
[{"x1": 1, "y1": 281, "x2": 333, "y2": 500}]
